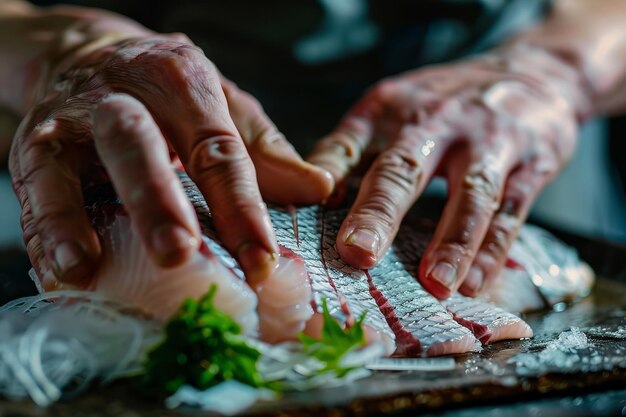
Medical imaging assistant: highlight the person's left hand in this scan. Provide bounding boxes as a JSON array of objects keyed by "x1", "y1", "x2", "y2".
[{"x1": 308, "y1": 45, "x2": 587, "y2": 299}]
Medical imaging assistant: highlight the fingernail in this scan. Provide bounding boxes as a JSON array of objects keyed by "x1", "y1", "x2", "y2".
[
  {"x1": 238, "y1": 242, "x2": 278, "y2": 284},
  {"x1": 464, "y1": 266, "x2": 484, "y2": 295},
  {"x1": 345, "y1": 227, "x2": 380, "y2": 256},
  {"x1": 54, "y1": 241, "x2": 85, "y2": 277},
  {"x1": 152, "y1": 225, "x2": 199, "y2": 265},
  {"x1": 429, "y1": 262, "x2": 457, "y2": 289}
]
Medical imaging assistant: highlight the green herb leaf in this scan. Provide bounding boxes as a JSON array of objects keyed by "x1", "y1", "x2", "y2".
[
  {"x1": 297, "y1": 299, "x2": 367, "y2": 376},
  {"x1": 140, "y1": 285, "x2": 264, "y2": 394}
]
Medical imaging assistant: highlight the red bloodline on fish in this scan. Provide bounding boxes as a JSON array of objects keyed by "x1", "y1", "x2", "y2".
[
  {"x1": 319, "y1": 210, "x2": 355, "y2": 323},
  {"x1": 365, "y1": 270, "x2": 422, "y2": 356},
  {"x1": 448, "y1": 312, "x2": 492, "y2": 344},
  {"x1": 505, "y1": 258, "x2": 525, "y2": 271}
]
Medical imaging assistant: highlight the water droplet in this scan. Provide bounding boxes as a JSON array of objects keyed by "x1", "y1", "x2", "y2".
[{"x1": 420, "y1": 140, "x2": 435, "y2": 157}]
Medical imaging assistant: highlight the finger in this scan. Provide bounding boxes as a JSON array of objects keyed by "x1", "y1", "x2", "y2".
[
  {"x1": 336, "y1": 126, "x2": 448, "y2": 269},
  {"x1": 459, "y1": 161, "x2": 553, "y2": 296},
  {"x1": 306, "y1": 79, "x2": 396, "y2": 183},
  {"x1": 111, "y1": 45, "x2": 279, "y2": 281},
  {"x1": 221, "y1": 80, "x2": 334, "y2": 204},
  {"x1": 15, "y1": 186, "x2": 53, "y2": 289},
  {"x1": 307, "y1": 80, "x2": 426, "y2": 194},
  {"x1": 306, "y1": 113, "x2": 374, "y2": 184},
  {"x1": 93, "y1": 94, "x2": 201, "y2": 267},
  {"x1": 419, "y1": 141, "x2": 517, "y2": 299},
  {"x1": 17, "y1": 119, "x2": 100, "y2": 284}
]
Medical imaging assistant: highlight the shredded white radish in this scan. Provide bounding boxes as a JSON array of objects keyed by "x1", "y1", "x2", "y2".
[
  {"x1": 164, "y1": 340, "x2": 385, "y2": 412},
  {"x1": 0, "y1": 291, "x2": 385, "y2": 409},
  {"x1": 244, "y1": 337, "x2": 385, "y2": 391},
  {"x1": 0, "y1": 291, "x2": 161, "y2": 407}
]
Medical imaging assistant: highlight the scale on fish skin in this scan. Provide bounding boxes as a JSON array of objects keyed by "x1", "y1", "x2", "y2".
[
  {"x1": 319, "y1": 208, "x2": 355, "y2": 324},
  {"x1": 365, "y1": 270, "x2": 422, "y2": 356},
  {"x1": 287, "y1": 205, "x2": 300, "y2": 247}
]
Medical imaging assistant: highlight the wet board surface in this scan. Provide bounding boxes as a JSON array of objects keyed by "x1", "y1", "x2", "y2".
[{"x1": 0, "y1": 276, "x2": 624, "y2": 417}]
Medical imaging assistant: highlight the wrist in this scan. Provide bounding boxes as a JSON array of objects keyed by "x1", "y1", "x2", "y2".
[
  {"x1": 499, "y1": 0, "x2": 626, "y2": 118},
  {"x1": 473, "y1": 43, "x2": 594, "y2": 123}
]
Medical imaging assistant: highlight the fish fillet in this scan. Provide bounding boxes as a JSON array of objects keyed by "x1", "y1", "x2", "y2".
[
  {"x1": 443, "y1": 294, "x2": 533, "y2": 343},
  {"x1": 29, "y1": 171, "x2": 592, "y2": 356}
]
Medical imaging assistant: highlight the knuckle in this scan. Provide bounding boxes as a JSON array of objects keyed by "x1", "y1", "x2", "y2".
[
  {"x1": 33, "y1": 204, "x2": 76, "y2": 235},
  {"x1": 372, "y1": 148, "x2": 424, "y2": 192},
  {"x1": 13, "y1": 181, "x2": 29, "y2": 207},
  {"x1": 254, "y1": 130, "x2": 292, "y2": 152},
  {"x1": 95, "y1": 108, "x2": 157, "y2": 153},
  {"x1": 371, "y1": 79, "x2": 399, "y2": 101},
  {"x1": 96, "y1": 107, "x2": 140, "y2": 137},
  {"x1": 350, "y1": 192, "x2": 398, "y2": 231},
  {"x1": 167, "y1": 32, "x2": 193, "y2": 45},
  {"x1": 20, "y1": 207, "x2": 38, "y2": 244},
  {"x1": 321, "y1": 132, "x2": 361, "y2": 158},
  {"x1": 26, "y1": 235, "x2": 46, "y2": 269},
  {"x1": 310, "y1": 130, "x2": 364, "y2": 171},
  {"x1": 163, "y1": 45, "x2": 213, "y2": 77},
  {"x1": 462, "y1": 165, "x2": 502, "y2": 209},
  {"x1": 187, "y1": 135, "x2": 250, "y2": 177},
  {"x1": 483, "y1": 213, "x2": 519, "y2": 259}
]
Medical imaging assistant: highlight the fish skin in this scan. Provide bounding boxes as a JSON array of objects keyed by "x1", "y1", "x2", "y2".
[
  {"x1": 182, "y1": 176, "x2": 478, "y2": 356},
  {"x1": 288, "y1": 206, "x2": 399, "y2": 352},
  {"x1": 390, "y1": 220, "x2": 534, "y2": 346},
  {"x1": 442, "y1": 294, "x2": 534, "y2": 344},
  {"x1": 324, "y1": 210, "x2": 480, "y2": 356},
  {"x1": 32, "y1": 171, "x2": 592, "y2": 356}
]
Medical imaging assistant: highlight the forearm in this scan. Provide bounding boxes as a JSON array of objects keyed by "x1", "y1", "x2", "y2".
[
  {"x1": 507, "y1": 0, "x2": 626, "y2": 118},
  {"x1": 0, "y1": 0, "x2": 151, "y2": 116}
]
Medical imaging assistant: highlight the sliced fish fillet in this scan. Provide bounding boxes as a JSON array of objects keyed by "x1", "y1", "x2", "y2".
[
  {"x1": 324, "y1": 210, "x2": 479, "y2": 357},
  {"x1": 84, "y1": 214, "x2": 259, "y2": 334},
  {"x1": 29, "y1": 171, "x2": 592, "y2": 356},
  {"x1": 443, "y1": 294, "x2": 533, "y2": 344}
]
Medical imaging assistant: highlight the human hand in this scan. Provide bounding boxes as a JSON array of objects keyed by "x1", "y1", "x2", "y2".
[
  {"x1": 9, "y1": 34, "x2": 333, "y2": 286},
  {"x1": 308, "y1": 45, "x2": 588, "y2": 299}
]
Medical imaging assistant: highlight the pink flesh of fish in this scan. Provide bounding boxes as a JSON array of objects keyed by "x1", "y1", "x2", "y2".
[
  {"x1": 252, "y1": 246, "x2": 314, "y2": 343},
  {"x1": 81, "y1": 213, "x2": 260, "y2": 334}
]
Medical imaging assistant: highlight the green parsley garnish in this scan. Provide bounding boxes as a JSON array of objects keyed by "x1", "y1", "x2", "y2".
[
  {"x1": 297, "y1": 299, "x2": 367, "y2": 377},
  {"x1": 141, "y1": 285, "x2": 264, "y2": 394}
]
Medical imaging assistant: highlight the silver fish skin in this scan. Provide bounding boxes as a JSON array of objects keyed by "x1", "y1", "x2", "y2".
[
  {"x1": 322, "y1": 210, "x2": 480, "y2": 357},
  {"x1": 183, "y1": 174, "x2": 479, "y2": 356},
  {"x1": 179, "y1": 172, "x2": 594, "y2": 356},
  {"x1": 442, "y1": 294, "x2": 533, "y2": 344}
]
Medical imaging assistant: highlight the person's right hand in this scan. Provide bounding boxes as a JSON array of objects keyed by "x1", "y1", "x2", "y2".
[{"x1": 9, "y1": 34, "x2": 333, "y2": 287}]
